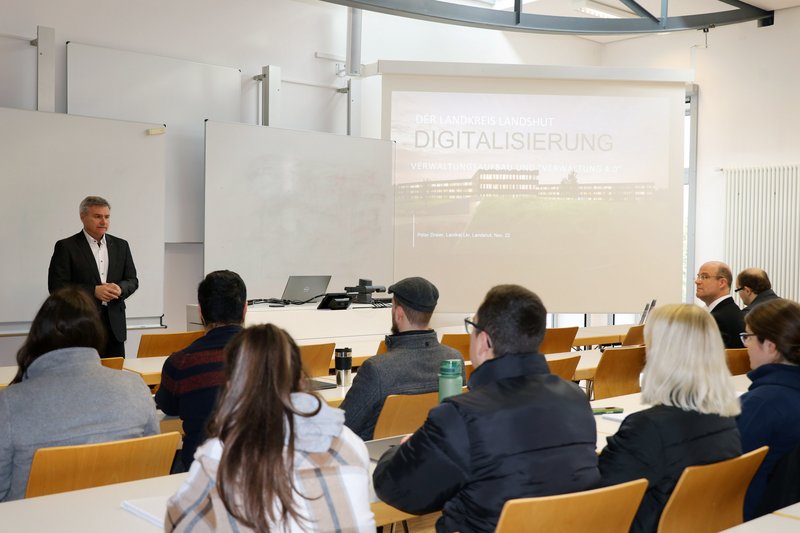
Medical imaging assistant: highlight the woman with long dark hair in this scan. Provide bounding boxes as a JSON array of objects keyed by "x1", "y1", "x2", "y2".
[
  {"x1": 166, "y1": 324, "x2": 374, "y2": 532},
  {"x1": 738, "y1": 298, "x2": 800, "y2": 518},
  {"x1": 0, "y1": 288, "x2": 158, "y2": 502}
]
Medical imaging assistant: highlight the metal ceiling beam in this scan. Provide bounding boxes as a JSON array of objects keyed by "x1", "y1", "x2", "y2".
[{"x1": 319, "y1": 0, "x2": 773, "y2": 34}]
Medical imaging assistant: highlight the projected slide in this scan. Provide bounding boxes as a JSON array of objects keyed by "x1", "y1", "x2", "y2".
[{"x1": 391, "y1": 90, "x2": 683, "y2": 312}]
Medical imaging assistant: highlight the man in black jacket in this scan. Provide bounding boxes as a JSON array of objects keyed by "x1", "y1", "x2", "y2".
[
  {"x1": 695, "y1": 261, "x2": 745, "y2": 348},
  {"x1": 373, "y1": 284, "x2": 600, "y2": 533},
  {"x1": 736, "y1": 267, "x2": 781, "y2": 316},
  {"x1": 48, "y1": 196, "x2": 138, "y2": 357}
]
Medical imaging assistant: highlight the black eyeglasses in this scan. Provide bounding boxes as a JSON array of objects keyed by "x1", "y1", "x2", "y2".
[
  {"x1": 734, "y1": 287, "x2": 745, "y2": 293},
  {"x1": 739, "y1": 332, "x2": 757, "y2": 343},
  {"x1": 464, "y1": 318, "x2": 483, "y2": 335}
]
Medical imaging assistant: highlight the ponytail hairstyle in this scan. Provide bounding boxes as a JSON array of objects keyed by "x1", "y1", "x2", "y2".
[{"x1": 746, "y1": 299, "x2": 800, "y2": 364}]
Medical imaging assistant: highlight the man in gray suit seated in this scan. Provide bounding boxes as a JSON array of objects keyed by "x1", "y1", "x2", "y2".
[
  {"x1": 340, "y1": 277, "x2": 463, "y2": 441},
  {"x1": 736, "y1": 268, "x2": 781, "y2": 316}
]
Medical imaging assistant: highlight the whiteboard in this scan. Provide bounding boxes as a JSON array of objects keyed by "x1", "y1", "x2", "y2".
[
  {"x1": 0, "y1": 107, "x2": 166, "y2": 330},
  {"x1": 67, "y1": 42, "x2": 241, "y2": 243},
  {"x1": 204, "y1": 122, "x2": 394, "y2": 299}
]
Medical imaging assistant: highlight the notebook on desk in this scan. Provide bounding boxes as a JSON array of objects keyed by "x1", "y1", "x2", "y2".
[
  {"x1": 281, "y1": 275, "x2": 331, "y2": 303},
  {"x1": 122, "y1": 496, "x2": 168, "y2": 527}
]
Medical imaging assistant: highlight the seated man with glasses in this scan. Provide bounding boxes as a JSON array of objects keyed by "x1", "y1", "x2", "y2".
[
  {"x1": 694, "y1": 260, "x2": 745, "y2": 348},
  {"x1": 736, "y1": 268, "x2": 781, "y2": 317},
  {"x1": 340, "y1": 276, "x2": 463, "y2": 441},
  {"x1": 373, "y1": 284, "x2": 599, "y2": 533}
]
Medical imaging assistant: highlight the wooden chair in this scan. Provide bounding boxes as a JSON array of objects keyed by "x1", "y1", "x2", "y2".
[
  {"x1": 376, "y1": 340, "x2": 388, "y2": 355},
  {"x1": 591, "y1": 345, "x2": 646, "y2": 400},
  {"x1": 299, "y1": 342, "x2": 335, "y2": 377},
  {"x1": 621, "y1": 324, "x2": 645, "y2": 346},
  {"x1": 539, "y1": 327, "x2": 579, "y2": 354},
  {"x1": 99, "y1": 357, "x2": 124, "y2": 370},
  {"x1": 373, "y1": 392, "x2": 439, "y2": 439},
  {"x1": 495, "y1": 478, "x2": 648, "y2": 533},
  {"x1": 725, "y1": 348, "x2": 751, "y2": 376},
  {"x1": 137, "y1": 331, "x2": 204, "y2": 357},
  {"x1": 657, "y1": 446, "x2": 769, "y2": 533},
  {"x1": 441, "y1": 333, "x2": 471, "y2": 361},
  {"x1": 546, "y1": 355, "x2": 580, "y2": 381},
  {"x1": 25, "y1": 432, "x2": 182, "y2": 498}
]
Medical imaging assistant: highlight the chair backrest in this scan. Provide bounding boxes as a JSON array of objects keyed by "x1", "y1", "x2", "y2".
[
  {"x1": 593, "y1": 345, "x2": 646, "y2": 400},
  {"x1": 657, "y1": 446, "x2": 769, "y2": 533},
  {"x1": 546, "y1": 355, "x2": 581, "y2": 381},
  {"x1": 495, "y1": 478, "x2": 648, "y2": 533},
  {"x1": 373, "y1": 392, "x2": 439, "y2": 439},
  {"x1": 25, "y1": 432, "x2": 182, "y2": 498},
  {"x1": 539, "y1": 327, "x2": 579, "y2": 354},
  {"x1": 99, "y1": 357, "x2": 125, "y2": 370},
  {"x1": 725, "y1": 348, "x2": 751, "y2": 376},
  {"x1": 137, "y1": 331, "x2": 204, "y2": 357},
  {"x1": 376, "y1": 340, "x2": 387, "y2": 355},
  {"x1": 299, "y1": 342, "x2": 336, "y2": 377},
  {"x1": 441, "y1": 333, "x2": 471, "y2": 361},
  {"x1": 622, "y1": 324, "x2": 645, "y2": 346}
]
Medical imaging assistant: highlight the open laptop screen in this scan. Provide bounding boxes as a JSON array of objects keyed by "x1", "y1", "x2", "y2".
[{"x1": 281, "y1": 275, "x2": 331, "y2": 303}]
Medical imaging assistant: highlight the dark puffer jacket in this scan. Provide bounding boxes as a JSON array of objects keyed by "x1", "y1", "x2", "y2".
[
  {"x1": 599, "y1": 405, "x2": 741, "y2": 532},
  {"x1": 373, "y1": 352, "x2": 600, "y2": 533},
  {"x1": 738, "y1": 363, "x2": 800, "y2": 519}
]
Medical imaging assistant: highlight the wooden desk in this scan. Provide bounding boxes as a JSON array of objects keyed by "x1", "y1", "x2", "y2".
[
  {"x1": 0, "y1": 439, "x2": 407, "y2": 530},
  {"x1": 0, "y1": 473, "x2": 187, "y2": 531},
  {"x1": 0, "y1": 364, "x2": 15, "y2": 388},
  {"x1": 722, "y1": 512, "x2": 800, "y2": 531},
  {"x1": 314, "y1": 375, "x2": 351, "y2": 408},
  {"x1": 592, "y1": 374, "x2": 752, "y2": 450},
  {"x1": 547, "y1": 349, "x2": 601, "y2": 381},
  {"x1": 574, "y1": 324, "x2": 632, "y2": 347},
  {"x1": 122, "y1": 356, "x2": 166, "y2": 386}
]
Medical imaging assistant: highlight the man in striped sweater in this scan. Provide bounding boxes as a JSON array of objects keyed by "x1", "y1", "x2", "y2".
[{"x1": 155, "y1": 270, "x2": 246, "y2": 471}]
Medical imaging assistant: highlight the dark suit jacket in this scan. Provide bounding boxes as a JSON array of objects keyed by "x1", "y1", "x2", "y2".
[
  {"x1": 711, "y1": 296, "x2": 745, "y2": 349},
  {"x1": 48, "y1": 231, "x2": 138, "y2": 342},
  {"x1": 742, "y1": 289, "x2": 781, "y2": 316}
]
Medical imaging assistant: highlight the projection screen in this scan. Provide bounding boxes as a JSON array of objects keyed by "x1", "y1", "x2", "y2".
[{"x1": 380, "y1": 65, "x2": 687, "y2": 313}]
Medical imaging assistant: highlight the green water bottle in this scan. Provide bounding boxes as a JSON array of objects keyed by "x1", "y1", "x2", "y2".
[{"x1": 438, "y1": 359, "x2": 463, "y2": 403}]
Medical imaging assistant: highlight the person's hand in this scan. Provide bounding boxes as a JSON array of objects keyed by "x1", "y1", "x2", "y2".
[
  {"x1": 95, "y1": 283, "x2": 122, "y2": 302},
  {"x1": 400, "y1": 434, "x2": 412, "y2": 445}
]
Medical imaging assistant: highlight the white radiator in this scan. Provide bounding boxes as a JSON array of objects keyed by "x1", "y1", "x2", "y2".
[{"x1": 724, "y1": 165, "x2": 800, "y2": 304}]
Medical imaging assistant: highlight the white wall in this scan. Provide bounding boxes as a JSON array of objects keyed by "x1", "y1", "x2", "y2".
[
  {"x1": 0, "y1": 0, "x2": 601, "y2": 362},
  {"x1": 599, "y1": 8, "x2": 800, "y2": 270}
]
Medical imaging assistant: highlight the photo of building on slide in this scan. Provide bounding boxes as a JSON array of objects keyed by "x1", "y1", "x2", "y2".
[{"x1": 390, "y1": 90, "x2": 684, "y2": 311}]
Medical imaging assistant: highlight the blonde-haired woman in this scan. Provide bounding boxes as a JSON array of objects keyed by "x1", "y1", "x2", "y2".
[
  {"x1": 166, "y1": 324, "x2": 375, "y2": 532},
  {"x1": 598, "y1": 303, "x2": 741, "y2": 533}
]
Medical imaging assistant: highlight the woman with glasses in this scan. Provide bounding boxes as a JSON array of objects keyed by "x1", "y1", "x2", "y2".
[
  {"x1": 737, "y1": 298, "x2": 800, "y2": 519},
  {"x1": 166, "y1": 324, "x2": 374, "y2": 532},
  {"x1": 598, "y1": 303, "x2": 741, "y2": 533}
]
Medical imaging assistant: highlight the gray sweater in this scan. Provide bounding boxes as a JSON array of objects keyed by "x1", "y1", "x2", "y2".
[
  {"x1": 341, "y1": 330, "x2": 463, "y2": 440},
  {"x1": 0, "y1": 347, "x2": 159, "y2": 501}
]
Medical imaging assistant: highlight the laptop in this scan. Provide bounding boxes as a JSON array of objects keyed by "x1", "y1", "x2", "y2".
[
  {"x1": 366, "y1": 435, "x2": 408, "y2": 462},
  {"x1": 280, "y1": 275, "x2": 331, "y2": 303}
]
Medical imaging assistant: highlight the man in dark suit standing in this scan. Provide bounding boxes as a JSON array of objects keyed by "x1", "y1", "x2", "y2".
[
  {"x1": 48, "y1": 196, "x2": 138, "y2": 357},
  {"x1": 695, "y1": 260, "x2": 744, "y2": 349}
]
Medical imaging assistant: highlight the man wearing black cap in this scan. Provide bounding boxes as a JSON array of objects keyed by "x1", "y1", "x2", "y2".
[{"x1": 340, "y1": 276, "x2": 463, "y2": 441}]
